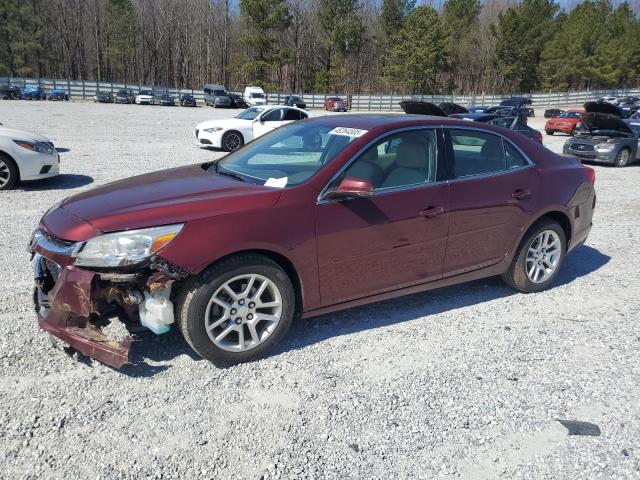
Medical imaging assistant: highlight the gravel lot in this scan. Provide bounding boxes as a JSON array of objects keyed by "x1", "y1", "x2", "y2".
[{"x1": 1, "y1": 101, "x2": 639, "y2": 479}]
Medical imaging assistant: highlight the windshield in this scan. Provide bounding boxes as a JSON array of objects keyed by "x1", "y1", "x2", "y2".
[
  {"x1": 559, "y1": 111, "x2": 581, "y2": 119},
  {"x1": 214, "y1": 90, "x2": 226, "y2": 96},
  {"x1": 139, "y1": 90, "x2": 152, "y2": 95},
  {"x1": 117, "y1": 90, "x2": 129, "y2": 95},
  {"x1": 235, "y1": 107, "x2": 265, "y2": 120},
  {"x1": 211, "y1": 122, "x2": 361, "y2": 187},
  {"x1": 251, "y1": 92, "x2": 265, "y2": 99}
]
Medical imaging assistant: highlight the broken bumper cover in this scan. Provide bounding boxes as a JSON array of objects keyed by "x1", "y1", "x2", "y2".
[{"x1": 30, "y1": 230, "x2": 187, "y2": 368}]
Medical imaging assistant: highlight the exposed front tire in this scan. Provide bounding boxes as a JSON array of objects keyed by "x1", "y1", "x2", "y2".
[
  {"x1": 546, "y1": 130, "x2": 553, "y2": 135},
  {"x1": 175, "y1": 254, "x2": 296, "y2": 366},
  {"x1": 0, "y1": 154, "x2": 19, "y2": 191},
  {"x1": 615, "y1": 148, "x2": 631, "y2": 167},
  {"x1": 501, "y1": 219, "x2": 566, "y2": 293},
  {"x1": 222, "y1": 131, "x2": 244, "y2": 152}
]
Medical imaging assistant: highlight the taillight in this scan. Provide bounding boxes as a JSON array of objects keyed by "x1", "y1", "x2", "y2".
[{"x1": 583, "y1": 165, "x2": 596, "y2": 185}]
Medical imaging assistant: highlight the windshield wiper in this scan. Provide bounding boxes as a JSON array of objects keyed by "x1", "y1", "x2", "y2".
[{"x1": 216, "y1": 167, "x2": 246, "y2": 182}]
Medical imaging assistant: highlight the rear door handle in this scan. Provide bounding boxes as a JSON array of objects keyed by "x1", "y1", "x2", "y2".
[
  {"x1": 419, "y1": 206, "x2": 445, "y2": 218},
  {"x1": 512, "y1": 189, "x2": 532, "y2": 200}
]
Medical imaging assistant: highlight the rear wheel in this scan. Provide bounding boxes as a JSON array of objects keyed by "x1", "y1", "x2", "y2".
[
  {"x1": 0, "y1": 154, "x2": 19, "y2": 191},
  {"x1": 615, "y1": 148, "x2": 631, "y2": 167},
  {"x1": 546, "y1": 130, "x2": 553, "y2": 135},
  {"x1": 176, "y1": 255, "x2": 296, "y2": 366},
  {"x1": 222, "y1": 131, "x2": 244, "y2": 152},
  {"x1": 501, "y1": 219, "x2": 566, "y2": 293}
]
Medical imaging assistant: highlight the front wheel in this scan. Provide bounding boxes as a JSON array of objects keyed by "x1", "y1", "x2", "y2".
[
  {"x1": 222, "y1": 131, "x2": 244, "y2": 152},
  {"x1": 0, "y1": 154, "x2": 19, "y2": 190},
  {"x1": 501, "y1": 219, "x2": 566, "y2": 293},
  {"x1": 615, "y1": 148, "x2": 631, "y2": 167},
  {"x1": 176, "y1": 255, "x2": 296, "y2": 366}
]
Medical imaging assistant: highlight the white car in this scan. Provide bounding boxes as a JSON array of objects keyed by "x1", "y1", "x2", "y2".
[
  {"x1": 0, "y1": 126, "x2": 59, "y2": 190},
  {"x1": 135, "y1": 90, "x2": 154, "y2": 105},
  {"x1": 194, "y1": 106, "x2": 309, "y2": 151}
]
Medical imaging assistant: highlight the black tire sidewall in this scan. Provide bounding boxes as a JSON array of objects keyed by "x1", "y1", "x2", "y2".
[
  {"x1": 222, "y1": 131, "x2": 243, "y2": 152},
  {"x1": 0, "y1": 155, "x2": 18, "y2": 191},
  {"x1": 179, "y1": 258, "x2": 295, "y2": 365}
]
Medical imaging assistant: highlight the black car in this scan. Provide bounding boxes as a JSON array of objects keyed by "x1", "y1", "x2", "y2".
[
  {"x1": 284, "y1": 95, "x2": 306, "y2": 109},
  {"x1": 228, "y1": 93, "x2": 248, "y2": 109},
  {"x1": 544, "y1": 108, "x2": 565, "y2": 119},
  {"x1": 115, "y1": 89, "x2": 135, "y2": 104},
  {"x1": 399, "y1": 100, "x2": 542, "y2": 144},
  {"x1": 179, "y1": 93, "x2": 197, "y2": 107},
  {"x1": 617, "y1": 96, "x2": 640, "y2": 118},
  {"x1": 0, "y1": 85, "x2": 22, "y2": 99},
  {"x1": 500, "y1": 97, "x2": 534, "y2": 117},
  {"x1": 158, "y1": 93, "x2": 175, "y2": 106},
  {"x1": 94, "y1": 91, "x2": 113, "y2": 103}
]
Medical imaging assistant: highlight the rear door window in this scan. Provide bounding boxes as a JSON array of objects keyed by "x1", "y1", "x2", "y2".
[{"x1": 448, "y1": 130, "x2": 506, "y2": 177}]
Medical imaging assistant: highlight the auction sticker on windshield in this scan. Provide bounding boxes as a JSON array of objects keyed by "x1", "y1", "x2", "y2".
[{"x1": 328, "y1": 127, "x2": 368, "y2": 138}]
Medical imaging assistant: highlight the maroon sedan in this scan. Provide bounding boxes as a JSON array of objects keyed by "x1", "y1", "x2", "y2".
[{"x1": 29, "y1": 115, "x2": 596, "y2": 368}]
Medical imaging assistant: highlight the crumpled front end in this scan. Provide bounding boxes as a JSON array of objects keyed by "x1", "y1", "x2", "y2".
[{"x1": 30, "y1": 229, "x2": 188, "y2": 368}]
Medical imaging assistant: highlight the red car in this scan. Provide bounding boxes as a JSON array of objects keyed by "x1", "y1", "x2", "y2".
[
  {"x1": 324, "y1": 96, "x2": 348, "y2": 112},
  {"x1": 30, "y1": 115, "x2": 596, "y2": 368},
  {"x1": 545, "y1": 109, "x2": 585, "y2": 136}
]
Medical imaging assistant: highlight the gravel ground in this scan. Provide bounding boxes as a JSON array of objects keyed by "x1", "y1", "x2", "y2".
[{"x1": 0, "y1": 101, "x2": 639, "y2": 479}]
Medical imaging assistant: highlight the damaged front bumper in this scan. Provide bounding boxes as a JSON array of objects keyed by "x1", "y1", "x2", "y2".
[{"x1": 29, "y1": 230, "x2": 188, "y2": 368}]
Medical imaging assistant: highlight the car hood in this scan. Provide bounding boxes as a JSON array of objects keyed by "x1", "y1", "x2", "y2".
[
  {"x1": 439, "y1": 102, "x2": 469, "y2": 115},
  {"x1": 0, "y1": 126, "x2": 50, "y2": 143},
  {"x1": 500, "y1": 97, "x2": 532, "y2": 107},
  {"x1": 580, "y1": 112, "x2": 633, "y2": 134},
  {"x1": 399, "y1": 100, "x2": 447, "y2": 117},
  {"x1": 52, "y1": 163, "x2": 282, "y2": 236},
  {"x1": 196, "y1": 118, "x2": 251, "y2": 130},
  {"x1": 584, "y1": 101, "x2": 622, "y2": 117}
]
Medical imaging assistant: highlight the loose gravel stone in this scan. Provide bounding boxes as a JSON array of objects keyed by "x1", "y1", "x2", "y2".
[{"x1": 0, "y1": 101, "x2": 639, "y2": 479}]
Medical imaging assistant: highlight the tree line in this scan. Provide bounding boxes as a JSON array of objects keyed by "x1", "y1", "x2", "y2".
[{"x1": 1, "y1": 0, "x2": 639, "y2": 95}]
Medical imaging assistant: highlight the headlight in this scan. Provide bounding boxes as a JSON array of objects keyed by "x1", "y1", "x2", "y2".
[
  {"x1": 74, "y1": 224, "x2": 184, "y2": 268},
  {"x1": 595, "y1": 143, "x2": 616, "y2": 151},
  {"x1": 204, "y1": 127, "x2": 223, "y2": 133},
  {"x1": 13, "y1": 140, "x2": 55, "y2": 155}
]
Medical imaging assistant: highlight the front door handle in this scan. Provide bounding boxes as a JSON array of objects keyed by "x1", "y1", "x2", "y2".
[
  {"x1": 419, "y1": 206, "x2": 445, "y2": 218},
  {"x1": 512, "y1": 189, "x2": 532, "y2": 200}
]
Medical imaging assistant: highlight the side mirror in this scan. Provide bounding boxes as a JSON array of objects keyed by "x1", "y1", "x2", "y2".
[{"x1": 323, "y1": 177, "x2": 374, "y2": 201}]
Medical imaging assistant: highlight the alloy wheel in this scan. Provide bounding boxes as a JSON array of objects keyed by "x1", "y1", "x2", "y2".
[
  {"x1": 616, "y1": 149, "x2": 630, "y2": 167},
  {"x1": 204, "y1": 274, "x2": 283, "y2": 352},
  {"x1": 526, "y1": 230, "x2": 562, "y2": 284},
  {"x1": 0, "y1": 158, "x2": 11, "y2": 188},
  {"x1": 224, "y1": 133, "x2": 241, "y2": 151}
]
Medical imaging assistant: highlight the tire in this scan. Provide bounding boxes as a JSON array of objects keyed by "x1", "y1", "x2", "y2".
[
  {"x1": 0, "y1": 154, "x2": 19, "y2": 191},
  {"x1": 501, "y1": 219, "x2": 566, "y2": 293},
  {"x1": 222, "y1": 131, "x2": 244, "y2": 152},
  {"x1": 175, "y1": 254, "x2": 296, "y2": 366},
  {"x1": 615, "y1": 148, "x2": 631, "y2": 167},
  {"x1": 546, "y1": 130, "x2": 553, "y2": 135}
]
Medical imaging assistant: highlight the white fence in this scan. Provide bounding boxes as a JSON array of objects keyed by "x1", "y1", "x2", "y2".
[{"x1": 2, "y1": 77, "x2": 639, "y2": 110}]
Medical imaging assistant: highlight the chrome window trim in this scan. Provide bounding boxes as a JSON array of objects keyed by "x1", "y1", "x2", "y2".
[{"x1": 316, "y1": 125, "x2": 441, "y2": 204}]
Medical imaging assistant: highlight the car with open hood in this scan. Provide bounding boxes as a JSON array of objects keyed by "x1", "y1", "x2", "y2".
[
  {"x1": 29, "y1": 113, "x2": 596, "y2": 369},
  {"x1": 545, "y1": 109, "x2": 584, "y2": 136},
  {"x1": 400, "y1": 101, "x2": 542, "y2": 143},
  {"x1": 617, "y1": 96, "x2": 640, "y2": 118},
  {"x1": 500, "y1": 97, "x2": 534, "y2": 117},
  {"x1": 194, "y1": 106, "x2": 309, "y2": 151},
  {"x1": 563, "y1": 101, "x2": 639, "y2": 167},
  {"x1": 0, "y1": 125, "x2": 59, "y2": 190}
]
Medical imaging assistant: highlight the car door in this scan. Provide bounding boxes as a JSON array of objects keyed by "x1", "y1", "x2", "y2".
[
  {"x1": 442, "y1": 128, "x2": 535, "y2": 277},
  {"x1": 253, "y1": 108, "x2": 285, "y2": 138},
  {"x1": 316, "y1": 128, "x2": 450, "y2": 305}
]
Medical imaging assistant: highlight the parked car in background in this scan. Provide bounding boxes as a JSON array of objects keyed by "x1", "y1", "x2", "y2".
[
  {"x1": 545, "y1": 109, "x2": 584, "y2": 136},
  {"x1": 500, "y1": 97, "x2": 534, "y2": 117},
  {"x1": 599, "y1": 96, "x2": 618, "y2": 105},
  {"x1": 563, "y1": 101, "x2": 639, "y2": 167},
  {"x1": 617, "y1": 96, "x2": 640, "y2": 117},
  {"x1": 115, "y1": 89, "x2": 135, "y2": 104},
  {"x1": 29, "y1": 113, "x2": 596, "y2": 368},
  {"x1": 47, "y1": 89, "x2": 69, "y2": 101},
  {"x1": 284, "y1": 95, "x2": 306, "y2": 109},
  {"x1": 467, "y1": 105, "x2": 492, "y2": 113},
  {"x1": 244, "y1": 86, "x2": 267, "y2": 106},
  {"x1": 0, "y1": 85, "x2": 22, "y2": 99},
  {"x1": 135, "y1": 90, "x2": 154, "y2": 105},
  {"x1": 544, "y1": 108, "x2": 565, "y2": 118},
  {"x1": 0, "y1": 125, "x2": 59, "y2": 190},
  {"x1": 228, "y1": 93, "x2": 248, "y2": 109},
  {"x1": 93, "y1": 91, "x2": 113, "y2": 103},
  {"x1": 324, "y1": 96, "x2": 347, "y2": 112},
  {"x1": 158, "y1": 93, "x2": 176, "y2": 106},
  {"x1": 179, "y1": 93, "x2": 197, "y2": 107},
  {"x1": 21, "y1": 86, "x2": 46, "y2": 100},
  {"x1": 194, "y1": 106, "x2": 308, "y2": 152},
  {"x1": 204, "y1": 84, "x2": 231, "y2": 108}
]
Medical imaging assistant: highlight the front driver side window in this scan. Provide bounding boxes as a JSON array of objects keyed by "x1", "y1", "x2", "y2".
[{"x1": 338, "y1": 129, "x2": 437, "y2": 192}]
